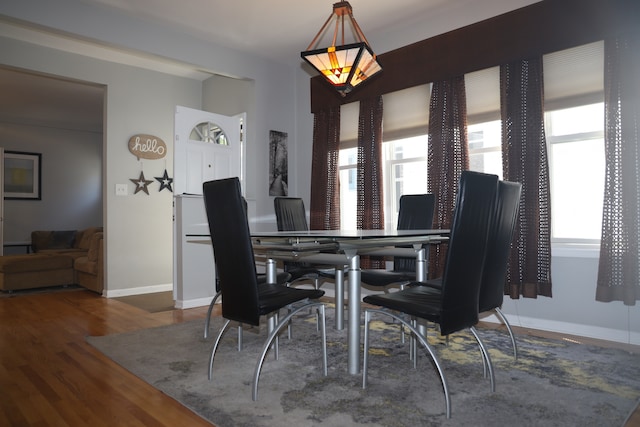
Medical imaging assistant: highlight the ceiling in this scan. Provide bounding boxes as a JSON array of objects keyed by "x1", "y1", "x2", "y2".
[
  {"x1": 82, "y1": 0, "x2": 456, "y2": 62},
  {"x1": 0, "y1": 0, "x2": 540, "y2": 132}
]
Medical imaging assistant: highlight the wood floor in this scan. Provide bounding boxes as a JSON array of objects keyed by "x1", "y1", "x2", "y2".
[
  {"x1": 1, "y1": 289, "x2": 638, "y2": 426},
  {"x1": 0, "y1": 289, "x2": 215, "y2": 426}
]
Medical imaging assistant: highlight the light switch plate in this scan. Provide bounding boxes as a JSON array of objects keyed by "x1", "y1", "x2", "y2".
[{"x1": 115, "y1": 183, "x2": 128, "y2": 196}]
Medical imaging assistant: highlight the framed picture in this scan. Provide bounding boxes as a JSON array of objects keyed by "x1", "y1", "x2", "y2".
[
  {"x1": 4, "y1": 151, "x2": 41, "y2": 200},
  {"x1": 268, "y1": 130, "x2": 288, "y2": 196}
]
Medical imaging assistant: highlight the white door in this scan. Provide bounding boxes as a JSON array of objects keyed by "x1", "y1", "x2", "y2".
[
  {"x1": 172, "y1": 106, "x2": 245, "y2": 307},
  {"x1": 174, "y1": 106, "x2": 244, "y2": 194}
]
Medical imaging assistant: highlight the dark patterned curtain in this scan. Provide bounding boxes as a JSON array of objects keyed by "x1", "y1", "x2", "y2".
[
  {"x1": 500, "y1": 57, "x2": 552, "y2": 298},
  {"x1": 357, "y1": 96, "x2": 384, "y2": 268},
  {"x1": 596, "y1": 33, "x2": 640, "y2": 306},
  {"x1": 310, "y1": 106, "x2": 341, "y2": 230},
  {"x1": 427, "y1": 76, "x2": 469, "y2": 279}
]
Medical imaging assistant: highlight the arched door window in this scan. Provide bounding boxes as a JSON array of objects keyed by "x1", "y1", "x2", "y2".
[{"x1": 190, "y1": 121, "x2": 228, "y2": 145}]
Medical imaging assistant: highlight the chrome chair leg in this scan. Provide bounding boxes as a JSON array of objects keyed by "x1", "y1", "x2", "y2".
[
  {"x1": 237, "y1": 324, "x2": 243, "y2": 351},
  {"x1": 208, "y1": 319, "x2": 232, "y2": 380},
  {"x1": 363, "y1": 309, "x2": 451, "y2": 419},
  {"x1": 470, "y1": 326, "x2": 495, "y2": 392},
  {"x1": 203, "y1": 291, "x2": 221, "y2": 339},
  {"x1": 252, "y1": 302, "x2": 327, "y2": 401},
  {"x1": 494, "y1": 307, "x2": 518, "y2": 361}
]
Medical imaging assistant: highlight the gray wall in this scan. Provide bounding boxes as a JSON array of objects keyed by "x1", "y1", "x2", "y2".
[{"x1": 1, "y1": 122, "x2": 102, "y2": 246}]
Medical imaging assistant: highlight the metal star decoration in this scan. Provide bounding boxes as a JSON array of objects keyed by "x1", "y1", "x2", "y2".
[
  {"x1": 155, "y1": 169, "x2": 173, "y2": 192},
  {"x1": 130, "y1": 171, "x2": 154, "y2": 195}
]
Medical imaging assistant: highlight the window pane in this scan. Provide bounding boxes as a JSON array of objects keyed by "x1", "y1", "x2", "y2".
[
  {"x1": 547, "y1": 103, "x2": 605, "y2": 242},
  {"x1": 339, "y1": 168, "x2": 357, "y2": 229},
  {"x1": 469, "y1": 151, "x2": 502, "y2": 178},
  {"x1": 547, "y1": 103, "x2": 604, "y2": 136},
  {"x1": 339, "y1": 147, "x2": 357, "y2": 166},
  {"x1": 550, "y1": 138, "x2": 604, "y2": 240},
  {"x1": 468, "y1": 120, "x2": 501, "y2": 149},
  {"x1": 468, "y1": 121, "x2": 503, "y2": 179},
  {"x1": 339, "y1": 147, "x2": 358, "y2": 228}
]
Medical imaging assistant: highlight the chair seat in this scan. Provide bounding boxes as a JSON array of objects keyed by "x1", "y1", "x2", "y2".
[
  {"x1": 256, "y1": 272, "x2": 291, "y2": 285},
  {"x1": 359, "y1": 269, "x2": 415, "y2": 287},
  {"x1": 363, "y1": 284, "x2": 442, "y2": 320},
  {"x1": 286, "y1": 266, "x2": 335, "y2": 282},
  {"x1": 258, "y1": 284, "x2": 324, "y2": 315}
]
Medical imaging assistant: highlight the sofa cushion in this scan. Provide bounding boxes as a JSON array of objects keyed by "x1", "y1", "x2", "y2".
[
  {"x1": 37, "y1": 248, "x2": 86, "y2": 259},
  {"x1": 31, "y1": 230, "x2": 77, "y2": 252},
  {"x1": 74, "y1": 256, "x2": 98, "y2": 275},
  {"x1": 50, "y1": 230, "x2": 77, "y2": 249},
  {"x1": 75, "y1": 227, "x2": 103, "y2": 250},
  {"x1": 31, "y1": 231, "x2": 53, "y2": 252},
  {"x1": 87, "y1": 232, "x2": 103, "y2": 261},
  {"x1": 0, "y1": 253, "x2": 73, "y2": 273}
]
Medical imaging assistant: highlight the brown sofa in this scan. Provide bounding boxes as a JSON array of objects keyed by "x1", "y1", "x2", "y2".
[
  {"x1": 0, "y1": 227, "x2": 103, "y2": 293},
  {"x1": 73, "y1": 231, "x2": 104, "y2": 293}
]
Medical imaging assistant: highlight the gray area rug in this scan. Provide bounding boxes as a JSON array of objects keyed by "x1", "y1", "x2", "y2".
[{"x1": 87, "y1": 306, "x2": 640, "y2": 427}]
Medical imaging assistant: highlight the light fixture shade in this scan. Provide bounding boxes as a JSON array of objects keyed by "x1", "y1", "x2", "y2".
[{"x1": 301, "y1": 2, "x2": 382, "y2": 96}]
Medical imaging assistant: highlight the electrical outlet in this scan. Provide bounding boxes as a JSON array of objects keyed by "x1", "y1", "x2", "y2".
[{"x1": 115, "y1": 183, "x2": 128, "y2": 196}]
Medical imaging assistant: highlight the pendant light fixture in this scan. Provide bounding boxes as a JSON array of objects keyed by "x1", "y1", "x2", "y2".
[{"x1": 301, "y1": 1, "x2": 382, "y2": 96}]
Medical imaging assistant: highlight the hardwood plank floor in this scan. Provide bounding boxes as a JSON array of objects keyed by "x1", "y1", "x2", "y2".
[
  {"x1": 0, "y1": 289, "x2": 215, "y2": 426},
  {"x1": 1, "y1": 289, "x2": 638, "y2": 426}
]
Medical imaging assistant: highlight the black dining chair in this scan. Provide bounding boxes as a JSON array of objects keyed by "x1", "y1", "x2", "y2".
[
  {"x1": 273, "y1": 197, "x2": 335, "y2": 289},
  {"x1": 204, "y1": 197, "x2": 290, "y2": 339},
  {"x1": 362, "y1": 171, "x2": 499, "y2": 418},
  {"x1": 420, "y1": 180, "x2": 522, "y2": 360},
  {"x1": 203, "y1": 177, "x2": 328, "y2": 401},
  {"x1": 203, "y1": 271, "x2": 291, "y2": 339},
  {"x1": 359, "y1": 194, "x2": 436, "y2": 289},
  {"x1": 478, "y1": 180, "x2": 522, "y2": 360}
]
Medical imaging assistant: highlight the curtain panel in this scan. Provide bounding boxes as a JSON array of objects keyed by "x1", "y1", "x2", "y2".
[
  {"x1": 500, "y1": 57, "x2": 553, "y2": 299},
  {"x1": 596, "y1": 33, "x2": 640, "y2": 306},
  {"x1": 427, "y1": 76, "x2": 469, "y2": 278},
  {"x1": 357, "y1": 96, "x2": 385, "y2": 269},
  {"x1": 310, "y1": 107, "x2": 341, "y2": 230}
]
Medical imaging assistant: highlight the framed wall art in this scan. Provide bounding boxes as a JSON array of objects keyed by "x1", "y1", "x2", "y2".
[
  {"x1": 4, "y1": 151, "x2": 41, "y2": 200},
  {"x1": 268, "y1": 130, "x2": 288, "y2": 196}
]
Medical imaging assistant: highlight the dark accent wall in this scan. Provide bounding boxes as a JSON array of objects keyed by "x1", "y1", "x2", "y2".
[{"x1": 309, "y1": 0, "x2": 640, "y2": 113}]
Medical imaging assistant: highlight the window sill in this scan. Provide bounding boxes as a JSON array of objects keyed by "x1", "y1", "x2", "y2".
[{"x1": 551, "y1": 243, "x2": 600, "y2": 259}]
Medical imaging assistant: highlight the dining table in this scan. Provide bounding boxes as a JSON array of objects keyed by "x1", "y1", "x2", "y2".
[
  {"x1": 248, "y1": 229, "x2": 448, "y2": 375},
  {"x1": 188, "y1": 228, "x2": 448, "y2": 375}
]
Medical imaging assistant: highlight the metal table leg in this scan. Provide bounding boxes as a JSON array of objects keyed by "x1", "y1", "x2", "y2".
[
  {"x1": 334, "y1": 267, "x2": 345, "y2": 330},
  {"x1": 347, "y1": 253, "x2": 361, "y2": 375}
]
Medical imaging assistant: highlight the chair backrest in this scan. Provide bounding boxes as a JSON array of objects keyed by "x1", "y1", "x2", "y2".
[
  {"x1": 203, "y1": 177, "x2": 261, "y2": 326},
  {"x1": 439, "y1": 171, "x2": 498, "y2": 336},
  {"x1": 274, "y1": 197, "x2": 309, "y2": 231},
  {"x1": 394, "y1": 194, "x2": 436, "y2": 272},
  {"x1": 479, "y1": 180, "x2": 522, "y2": 313}
]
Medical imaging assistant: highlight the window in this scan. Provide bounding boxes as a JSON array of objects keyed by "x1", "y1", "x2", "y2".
[
  {"x1": 337, "y1": 42, "x2": 604, "y2": 245},
  {"x1": 339, "y1": 136, "x2": 429, "y2": 229},
  {"x1": 382, "y1": 136, "x2": 429, "y2": 228},
  {"x1": 466, "y1": 103, "x2": 605, "y2": 243}
]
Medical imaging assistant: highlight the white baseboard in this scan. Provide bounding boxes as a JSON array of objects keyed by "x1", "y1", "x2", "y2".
[
  {"x1": 105, "y1": 283, "x2": 173, "y2": 298},
  {"x1": 482, "y1": 312, "x2": 640, "y2": 346},
  {"x1": 175, "y1": 296, "x2": 214, "y2": 309}
]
